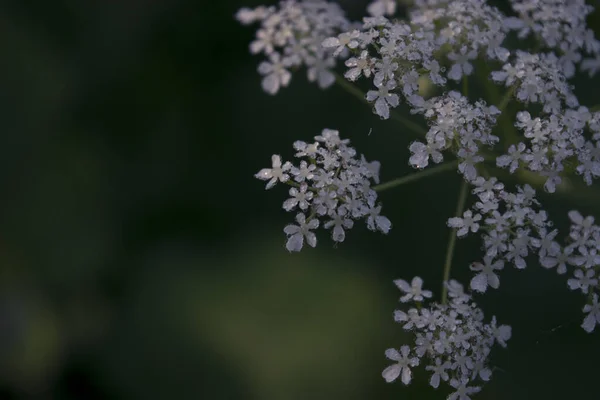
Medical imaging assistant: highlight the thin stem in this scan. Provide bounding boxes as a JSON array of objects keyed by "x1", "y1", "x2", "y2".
[
  {"x1": 333, "y1": 71, "x2": 427, "y2": 138},
  {"x1": 334, "y1": 71, "x2": 369, "y2": 105},
  {"x1": 590, "y1": 104, "x2": 600, "y2": 113},
  {"x1": 372, "y1": 161, "x2": 458, "y2": 192},
  {"x1": 441, "y1": 179, "x2": 469, "y2": 305},
  {"x1": 497, "y1": 85, "x2": 516, "y2": 113}
]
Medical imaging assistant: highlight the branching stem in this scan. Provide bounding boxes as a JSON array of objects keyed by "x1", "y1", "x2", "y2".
[
  {"x1": 373, "y1": 161, "x2": 458, "y2": 192},
  {"x1": 441, "y1": 179, "x2": 469, "y2": 304}
]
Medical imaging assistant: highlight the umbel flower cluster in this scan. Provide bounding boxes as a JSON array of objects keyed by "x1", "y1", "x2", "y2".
[
  {"x1": 385, "y1": 278, "x2": 511, "y2": 396},
  {"x1": 238, "y1": 0, "x2": 600, "y2": 398},
  {"x1": 255, "y1": 129, "x2": 391, "y2": 251}
]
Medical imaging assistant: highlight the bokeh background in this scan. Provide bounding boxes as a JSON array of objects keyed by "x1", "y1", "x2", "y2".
[{"x1": 0, "y1": 0, "x2": 599, "y2": 399}]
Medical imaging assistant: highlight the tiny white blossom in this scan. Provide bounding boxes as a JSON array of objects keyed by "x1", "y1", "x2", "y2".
[
  {"x1": 258, "y1": 53, "x2": 292, "y2": 95},
  {"x1": 255, "y1": 154, "x2": 292, "y2": 189},
  {"x1": 366, "y1": 80, "x2": 400, "y2": 120},
  {"x1": 448, "y1": 378, "x2": 481, "y2": 400},
  {"x1": 425, "y1": 358, "x2": 451, "y2": 388},
  {"x1": 367, "y1": 204, "x2": 392, "y2": 233},
  {"x1": 382, "y1": 346, "x2": 419, "y2": 384},
  {"x1": 582, "y1": 294, "x2": 600, "y2": 333},
  {"x1": 470, "y1": 256, "x2": 504, "y2": 292},
  {"x1": 393, "y1": 276, "x2": 433, "y2": 303},
  {"x1": 448, "y1": 210, "x2": 482, "y2": 238},
  {"x1": 283, "y1": 213, "x2": 319, "y2": 252},
  {"x1": 447, "y1": 46, "x2": 478, "y2": 81}
]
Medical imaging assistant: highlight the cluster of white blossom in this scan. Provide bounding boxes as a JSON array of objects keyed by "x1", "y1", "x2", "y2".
[
  {"x1": 504, "y1": 0, "x2": 600, "y2": 77},
  {"x1": 384, "y1": 277, "x2": 511, "y2": 399},
  {"x1": 240, "y1": 0, "x2": 600, "y2": 397},
  {"x1": 550, "y1": 211, "x2": 600, "y2": 332},
  {"x1": 491, "y1": 50, "x2": 578, "y2": 114},
  {"x1": 408, "y1": 91, "x2": 500, "y2": 180},
  {"x1": 236, "y1": 0, "x2": 350, "y2": 94},
  {"x1": 495, "y1": 107, "x2": 600, "y2": 192},
  {"x1": 447, "y1": 181, "x2": 556, "y2": 292},
  {"x1": 255, "y1": 129, "x2": 391, "y2": 251}
]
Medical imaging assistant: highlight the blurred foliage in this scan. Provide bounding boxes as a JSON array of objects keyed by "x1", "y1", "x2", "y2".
[{"x1": 0, "y1": 0, "x2": 598, "y2": 399}]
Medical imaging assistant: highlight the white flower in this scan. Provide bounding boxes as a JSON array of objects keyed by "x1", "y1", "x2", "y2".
[
  {"x1": 367, "y1": 0, "x2": 396, "y2": 17},
  {"x1": 470, "y1": 256, "x2": 504, "y2": 293},
  {"x1": 344, "y1": 50, "x2": 372, "y2": 81},
  {"x1": 283, "y1": 213, "x2": 319, "y2": 252},
  {"x1": 567, "y1": 269, "x2": 597, "y2": 294},
  {"x1": 282, "y1": 184, "x2": 313, "y2": 211},
  {"x1": 425, "y1": 358, "x2": 450, "y2": 388},
  {"x1": 393, "y1": 276, "x2": 433, "y2": 303},
  {"x1": 324, "y1": 208, "x2": 354, "y2": 242},
  {"x1": 488, "y1": 316, "x2": 512, "y2": 348},
  {"x1": 366, "y1": 204, "x2": 392, "y2": 233},
  {"x1": 257, "y1": 53, "x2": 293, "y2": 95},
  {"x1": 408, "y1": 140, "x2": 444, "y2": 169},
  {"x1": 582, "y1": 294, "x2": 600, "y2": 333},
  {"x1": 497, "y1": 143, "x2": 526, "y2": 173},
  {"x1": 291, "y1": 160, "x2": 316, "y2": 182},
  {"x1": 448, "y1": 210, "x2": 482, "y2": 238},
  {"x1": 448, "y1": 378, "x2": 481, "y2": 400},
  {"x1": 540, "y1": 245, "x2": 575, "y2": 274},
  {"x1": 382, "y1": 346, "x2": 419, "y2": 384},
  {"x1": 366, "y1": 80, "x2": 400, "y2": 120},
  {"x1": 447, "y1": 46, "x2": 478, "y2": 81},
  {"x1": 322, "y1": 30, "x2": 360, "y2": 57},
  {"x1": 255, "y1": 154, "x2": 292, "y2": 189}
]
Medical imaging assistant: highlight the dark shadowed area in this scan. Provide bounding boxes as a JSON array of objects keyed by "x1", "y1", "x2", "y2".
[{"x1": 0, "y1": 0, "x2": 599, "y2": 399}]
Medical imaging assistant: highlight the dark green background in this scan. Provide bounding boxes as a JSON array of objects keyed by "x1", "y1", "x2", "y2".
[{"x1": 0, "y1": 0, "x2": 599, "y2": 398}]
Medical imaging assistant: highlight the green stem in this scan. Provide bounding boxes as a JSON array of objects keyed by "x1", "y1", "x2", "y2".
[
  {"x1": 589, "y1": 104, "x2": 600, "y2": 113},
  {"x1": 333, "y1": 72, "x2": 427, "y2": 138},
  {"x1": 372, "y1": 161, "x2": 458, "y2": 192},
  {"x1": 497, "y1": 85, "x2": 516, "y2": 113},
  {"x1": 441, "y1": 179, "x2": 469, "y2": 305}
]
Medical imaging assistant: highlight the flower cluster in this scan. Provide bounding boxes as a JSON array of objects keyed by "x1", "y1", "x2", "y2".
[
  {"x1": 492, "y1": 50, "x2": 578, "y2": 113},
  {"x1": 236, "y1": 1, "x2": 350, "y2": 94},
  {"x1": 240, "y1": 0, "x2": 600, "y2": 397},
  {"x1": 504, "y1": 0, "x2": 600, "y2": 78},
  {"x1": 255, "y1": 129, "x2": 391, "y2": 251},
  {"x1": 384, "y1": 278, "x2": 511, "y2": 399},
  {"x1": 408, "y1": 91, "x2": 500, "y2": 180},
  {"x1": 447, "y1": 181, "x2": 555, "y2": 292},
  {"x1": 550, "y1": 211, "x2": 600, "y2": 332},
  {"x1": 495, "y1": 108, "x2": 600, "y2": 191}
]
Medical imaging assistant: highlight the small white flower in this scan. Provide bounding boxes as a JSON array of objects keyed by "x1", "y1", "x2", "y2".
[
  {"x1": 425, "y1": 358, "x2": 450, "y2": 388},
  {"x1": 489, "y1": 316, "x2": 512, "y2": 348},
  {"x1": 367, "y1": 0, "x2": 396, "y2": 17},
  {"x1": 283, "y1": 213, "x2": 319, "y2": 252},
  {"x1": 291, "y1": 160, "x2": 316, "y2": 182},
  {"x1": 582, "y1": 294, "x2": 600, "y2": 333},
  {"x1": 382, "y1": 346, "x2": 419, "y2": 384},
  {"x1": 324, "y1": 208, "x2": 354, "y2": 242},
  {"x1": 322, "y1": 30, "x2": 360, "y2": 57},
  {"x1": 447, "y1": 46, "x2": 478, "y2": 81},
  {"x1": 345, "y1": 50, "x2": 372, "y2": 81},
  {"x1": 448, "y1": 378, "x2": 481, "y2": 400},
  {"x1": 282, "y1": 184, "x2": 313, "y2": 211},
  {"x1": 255, "y1": 155, "x2": 292, "y2": 189},
  {"x1": 366, "y1": 204, "x2": 392, "y2": 233},
  {"x1": 366, "y1": 80, "x2": 400, "y2": 120},
  {"x1": 470, "y1": 256, "x2": 504, "y2": 292},
  {"x1": 257, "y1": 53, "x2": 292, "y2": 95},
  {"x1": 393, "y1": 276, "x2": 433, "y2": 303},
  {"x1": 448, "y1": 210, "x2": 482, "y2": 238},
  {"x1": 567, "y1": 269, "x2": 598, "y2": 294}
]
